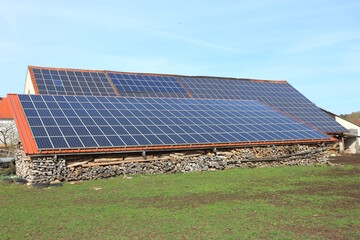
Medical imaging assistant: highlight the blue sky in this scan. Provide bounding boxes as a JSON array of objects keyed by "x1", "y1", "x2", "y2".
[{"x1": 0, "y1": 0, "x2": 359, "y2": 114}]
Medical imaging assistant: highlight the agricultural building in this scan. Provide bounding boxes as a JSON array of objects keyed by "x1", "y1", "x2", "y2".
[{"x1": 7, "y1": 66, "x2": 346, "y2": 182}]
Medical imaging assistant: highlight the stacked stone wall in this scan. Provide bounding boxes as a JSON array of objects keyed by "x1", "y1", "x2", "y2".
[{"x1": 15, "y1": 144, "x2": 331, "y2": 183}]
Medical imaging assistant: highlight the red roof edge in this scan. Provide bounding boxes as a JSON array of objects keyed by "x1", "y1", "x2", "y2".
[
  {"x1": 37, "y1": 138, "x2": 334, "y2": 156},
  {"x1": 7, "y1": 94, "x2": 38, "y2": 155},
  {"x1": 0, "y1": 97, "x2": 13, "y2": 119}
]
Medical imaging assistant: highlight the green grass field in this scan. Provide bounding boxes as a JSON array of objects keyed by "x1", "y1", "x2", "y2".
[{"x1": 1, "y1": 165, "x2": 359, "y2": 239}]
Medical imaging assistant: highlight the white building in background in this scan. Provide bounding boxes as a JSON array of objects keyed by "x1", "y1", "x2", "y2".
[
  {"x1": 0, "y1": 97, "x2": 17, "y2": 148},
  {"x1": 322, "y1": 109, "x2": 359, "y2": 154},
  {"x1": 335, "y1": 117, "x2": 359, "y2": 154},
  {"x1": 24, "y1": 68, "x2": 36, "y2": 94}
]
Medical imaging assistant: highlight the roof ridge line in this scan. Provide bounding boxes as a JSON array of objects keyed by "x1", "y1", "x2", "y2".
[{"x1": 27, "y1": 65, "x2": 288, "y2": 84}]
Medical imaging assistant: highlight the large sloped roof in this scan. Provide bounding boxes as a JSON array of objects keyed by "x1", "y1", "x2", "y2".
[
  {"x1": 178, "y1": 77, "x2": 347, "y2": 134},
  {"x1": 27, "y1": 66, "x2": 346, "y2": 134},
  {"x1": 8, "y1": 94, "x2": 334, "y2": 155}
]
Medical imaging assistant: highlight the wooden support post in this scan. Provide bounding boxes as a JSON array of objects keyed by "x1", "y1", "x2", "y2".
[
  {"x1": 339, "y1": 134, "x2": 345, "y2": 154},
  {"x1": 142, "y1": 150, "x2": 146, "y2": 159}
]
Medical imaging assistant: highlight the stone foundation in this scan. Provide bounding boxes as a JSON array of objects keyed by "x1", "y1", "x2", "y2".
[
  {"x1": 15, "y1": 144, "x2": 331, "y2": 183},
  {"x1": 15, "y1": 146, "x2": 31, "y2": 178}
]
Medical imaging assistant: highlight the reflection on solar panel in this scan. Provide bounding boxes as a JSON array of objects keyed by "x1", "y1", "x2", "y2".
[
  {"x1": 107, "y1": 73, "x2": 190, "y2": 98},
  {"x1": 17, "y1": 94, "x2": 330, "y2": 151},
  {"x1": 30, "y1": 67, "x2": 117, "y2": 96},
  {"x1": 178, "y1": 77, "x2": 346, "y2": 133}
]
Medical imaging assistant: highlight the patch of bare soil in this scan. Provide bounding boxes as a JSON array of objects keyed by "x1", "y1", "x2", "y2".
[
  {"x1": 329, "y1": 154, "x2": 360, "y2": 165},
  {"x1": 133, "y1": 192, "x2": 249, "y2": 210},
  {"x1": 281, "y1": 223, "x2": 360, "y2": 240},
  {"x1": 132, "y1": 181, "x2": 360, "y2": 211},
  {"x1": 261, "y1": 175, "x2": 360, "y2": 239},
  {"x1": 322, "y1": 167, "x2": 360, "y2": 177},
  {"x1": 132, "y1": 164, "x2": 360, "y2": 210},
  {"x1": 285, "y1": 183, "x2": 360, "y2": 210}
]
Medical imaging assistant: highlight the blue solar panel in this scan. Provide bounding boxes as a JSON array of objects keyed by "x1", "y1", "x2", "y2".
[
  {"x1": 29, "y1": 67, "x2": 345, "y2": 133},
  {"x1": 107, "y1": 73, "x2": 190, "y2": 98},
  {"x1": 31, "y1": 68, "x2": 117, "y2": 97},
  {"x1": 178, "y1": 77, "x2": 346, "y2": 133},
  {"x1": 17, "y1": 94, "x2": 330, "y2": 150}
]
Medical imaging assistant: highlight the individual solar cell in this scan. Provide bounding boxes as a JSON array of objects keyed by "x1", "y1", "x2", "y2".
[
  {"x1": 31, "y1": 68, "x2": 118, "y2": 97},
  {"x1": 66, "y1": 137, "x2": 84, "y2": 148},
  {"x1": 178, "y1": 77, "x2": 347, "y2": 133},
  {"x1": 34, "y1": 137, "x2": 53, "y2": 149},
  {"x1": 52, "y1": 137, "x2": 69, "y2": 148},
  {"x1": 80, "y1": 137, "x2": 98, "y2": 147},
  {"x1": 61, "y1": 127, "x2": 76, "y2": 136},
  {"x1": 133, "y1": 135, "x2": 151, "y2": 145},
  {"x1": 46, "y1": 127, "x2": 62, "y2": 136},
  {"x1": 27, "y1": 118, "x2": 44, "y2": 126},
  {"x1": 18, "y1": 94, "x2": 331, "y2": 151},
  {"x1": 32, "y1": 127, "x2": 47, "y2": 137},
  {"x1": 107, "y1": 136, "x2": 125, "y2": 146},
  {"x1": 120, "y1": 135, "x2": 138, "y2": 146},
  {"x1": 93, "y1": 136, "x2": 112, "y2": 146},
  {"x1": 107, "y1": 72, "x2": 190, "y2": 98}
]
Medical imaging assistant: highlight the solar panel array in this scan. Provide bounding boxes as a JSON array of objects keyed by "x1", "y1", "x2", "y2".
[
  {"x1": 31, "y1": 68, "x2": 118, "y2": 97},
  {"x1": 28, "y1": 67, "x2": 345, "y2": 134},
  {"x1": 18, "y1": 94, "x2": 330, "y2": 150},
  {"x1": 107, "y1": 73, "x2": 190, "y2": 98},
  {"x1": 178, "y1": 77, "x2": 347, "y2": 133}
]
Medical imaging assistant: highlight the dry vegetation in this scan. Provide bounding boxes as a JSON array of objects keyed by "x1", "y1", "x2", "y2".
[{"x1": 340, "y1": 111, "x2": 360, "y2": 125}]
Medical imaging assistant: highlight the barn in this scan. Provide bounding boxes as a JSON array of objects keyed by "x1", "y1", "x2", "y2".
[{"x1": 8, "y1": 66, "x2": 346, "y2": 183}]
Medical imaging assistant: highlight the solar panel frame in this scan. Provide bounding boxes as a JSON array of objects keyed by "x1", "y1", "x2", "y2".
[{"x1": 17, "y1": 94, "x2": 331, "y2": 152}]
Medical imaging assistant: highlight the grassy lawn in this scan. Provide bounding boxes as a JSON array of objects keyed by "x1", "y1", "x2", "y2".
[{"x1": 0, "y1": 165, "x2": 359, "y2": 239}]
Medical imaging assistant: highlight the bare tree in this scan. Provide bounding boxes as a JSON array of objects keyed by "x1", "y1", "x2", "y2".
[{"x1": 0, "y1": 121, "x2": 18, "y2": 149}]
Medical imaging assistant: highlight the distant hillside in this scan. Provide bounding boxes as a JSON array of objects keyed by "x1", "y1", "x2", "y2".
[{"x1": 339, "y1": 111, "x2": 360, "y2": 126}]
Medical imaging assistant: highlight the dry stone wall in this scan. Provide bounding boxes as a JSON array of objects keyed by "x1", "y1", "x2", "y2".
[
  {"x1": 14, "y1": 145, "x2": 31, "y2": 179},
  {"x1": 15, "y1": 147, "x2": 66, "y2": 183},
  {"x1": 15, "y1": 144, "x2": 331, "y2": 183}
]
